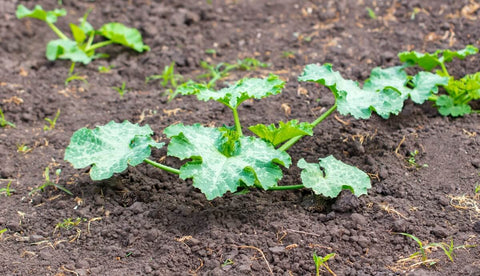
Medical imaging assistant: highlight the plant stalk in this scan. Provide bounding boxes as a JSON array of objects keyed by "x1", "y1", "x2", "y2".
[
  {"x1": 232, "y1": 108, "x2": 243, "y2": 136},
  {"x1": 47, "y1": 22, "x2": 69, "y2": 40},
  {"x1": 144, "y1": 159, "x2": 180, "y2": 175},
  {"x1": 86, "y1": 40, "x2": 114, "y2": 52},
  {"x1": 267, "y1": 184, "x2": 305, "y2": 191},
  {"x1": 278, "y1": 103, "x2": 337, "y2": 152}
]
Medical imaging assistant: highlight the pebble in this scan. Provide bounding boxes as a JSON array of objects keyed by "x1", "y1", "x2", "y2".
[
  {"x1": 351, "y1": 213, "x2": 368, "y2": 226},
  {"x1": 472, "y1": 221, "x2": 480, "y2": 233},
  {"x1": 430, "y1": 226, "x2": 448, "y2": 238}
]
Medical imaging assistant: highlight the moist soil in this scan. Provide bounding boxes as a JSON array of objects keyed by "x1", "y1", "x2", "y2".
[{"x1": 1, "y1": 0, "x2": 480, "y2": 275}]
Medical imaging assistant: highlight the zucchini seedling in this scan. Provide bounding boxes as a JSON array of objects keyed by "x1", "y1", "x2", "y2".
[
  {"x1": 16, "y1": 5, "x2": 149, "y2": 76},
  {"x1": 64, "y1": 57, "x2": 450, "y2": 200},
  {"x1": 399, "y1": 45, "x2": 480, "y2": 117}
]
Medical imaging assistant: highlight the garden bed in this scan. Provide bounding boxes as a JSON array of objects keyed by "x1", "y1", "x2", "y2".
[{"x1": 1, "y1": 0, "x2": 479, "y2": 275}]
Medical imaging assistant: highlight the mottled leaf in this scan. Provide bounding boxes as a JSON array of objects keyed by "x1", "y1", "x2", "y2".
[
  {"x1": 298, "y1": 64, "x2": 447, "y2": 119},
  {"x1": 298, "y1": 156, "x2": 371, "y2": 198},
  {"x1": 176, "y1": 74, "x2": 285, "y2": 108},
  {"x1": 65, "y1": 121, "x2": 164, "y2": 180},
  {"x1": 164, "y1": 124, "x2": 291, "y2": 200}
]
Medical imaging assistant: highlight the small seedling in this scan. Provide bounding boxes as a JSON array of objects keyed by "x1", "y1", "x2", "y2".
[
  {"x1": 112, "y1": 82, "x2": 127, "y2": 98},
  {"x1": 475, "y1": 184, "x2": 480, "y2": 194},
  {"x1": 221, "y1": 259, "x2": 234, "y2": 267},
  {"x1": 198, "y1": 57, "x2": 269, "y2": 88},
  {"x1": 0, "y1": 228, "x2": 6, "y2": 238},
  {"x1": 366, "y1": 7, "x2": 377, "y2": 19},
  {"x1": 313, "y1": 252, "x2": 336, "y2": 276},
  {"x1": 205, "y1": 48, "x2": 216, "y2": 56},
  {"x1": 0, "y1": 107, "x2": 15, "y2": 128},
  {"x1": 17, "y1": 143, "x2": 32, "y2": 153},
  {"x1": 44, "y1": 109, "x2": 61, "y2": 131},
  {"x1": 398, "y1": 233, "x2": 473, "y2": 266},
  {"x1": 282, "y1": 51, "x2": 295, "y2": 59},
  {"x1": 55, "y1": 217, "x2": 85, "y2": 231},
  {"x1": 146, "y1": 62, "x2": 184, "y2": 100},
  {"x1": 29, "y1": 167, "x2": 73, "y2": 196},
  {"x1": 98, "y1": 65, "x2": 114, "y2": 73},
  {"x1": 16, "y1": 5, "x2": 149, "y2": 75},
  {"x1": 0, "y1": 180, "x2": 15, "y2": 196},
  {"x1": 407, "y1": 150, "x2": 428, "y2": 168}
]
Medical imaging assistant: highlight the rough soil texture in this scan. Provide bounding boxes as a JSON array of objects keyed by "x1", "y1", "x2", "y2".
[{"x1": 1, "y1": 0, "x2": 480, "y2": 275}]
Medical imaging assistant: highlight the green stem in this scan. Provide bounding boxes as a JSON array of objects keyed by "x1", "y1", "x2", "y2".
[
  {"x1": 439, "y1": 62, "x2": 449, "y2": 77},
  {"x1": 86, "y1": 40, "x2": 114, "y2": 52},
  {"x1": 68, "y1": 62, "x2": 76, "y2": 76},
  {"x1": 144, "y1": 159, "x2": 180, "y2": 175},
  {"x1": 47, "y1": 22, "x2": 68, "y2": 40},
  {"x1": 267, "y1": 184, "x2": 305, "y2": 191},
  {"x1": 232, "y1": 107, "x2": 243, "y2": 136},
  {"x1": 278, "y1": 103, "x2": 337, "y2": 152}
]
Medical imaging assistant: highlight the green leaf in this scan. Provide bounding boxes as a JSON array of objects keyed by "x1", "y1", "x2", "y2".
[
  {"x1": 248, "y1": 120, "x2": 313, "y2": 146},
  {"x1": 64, "y1": 121, "x2": 164, "y2": 181},
  {"x1": 176, "y1": 74, "x2": 285, "y2": 108},
  {"x1": 16, "y1": 4, "x2": 66, "y2": 24},
  {"x1": 398, "y1": 45, "x2": 478, "y2": 71},
  {"x1": 435, "y1": 95, "x2": 472, "y2": 117},
  {"x1": 164, "y1": 124, "x2": 291, "y2": 200},
  {"x1": 298, "y1": 156, "x2": 371, "y2": 198},
  {"x1": 70, "y1": 23, "x2": 87, "y2": 44},
  {"x1": 98, "y1": 23, "x2": 150, "y2": 52},
  {"x1": 46, "y1": 39, "x2": 92, "y2": 64},
  {"x1": 298, "y1": 64, "x2": 447, "y2": 119}
]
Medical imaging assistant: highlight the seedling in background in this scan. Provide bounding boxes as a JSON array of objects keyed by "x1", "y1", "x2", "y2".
[
  {"x1": 407, "y1": 150, "x2": 428, "y2": 168},
  {"x1": 146, "y1": 62, "x2": 184, "y2": 100},
  {"x1": 198, "y1": 57, "x2": 269, "y2": 88},
  {"x1": 64, "y1": 73, "x2": 88, "y2": 86},
  {"x1": 313, "y1": 252, "x2": 336, "y2": 276},
  {"x1": 281, "y1": 51, "x2": 295, "y2": 59},
  {"x1": 29, "y1": 167, "x2": 72, "y2": 196},
  {"x1": 399, "y1": 45, "x2": 479, "y2": 117},
  {"x1": 98, "y1": 65, "x2": 114, "y2": 73},
  {"x1": 0, "y1": 180, "x2": 15, "y2": 197},
  {"x1": 44, "y1": 109, "x2": 61, "y2": 131},
  {"x1": 366, "y1": 7, "x2": 377, "y2": 19},
  {"x1": 0, "y1": 107, "x2": 15, "y2": 128},
  {"x1": 397, "y1": 233, "x2": 473, "y2": 267},
  {"x1": 55, "y1": 217, "x2": 85, "y2": 231},
  {"x1": 16, "y1": 5, "x2": 149, "y2": 75},
  {"x1": 112, "y1": 82, "x2": 128, "y2": 98},
  {"x1": 221, "y1": 259, "x2": 234, "y2": 267},
  {"x1": 17, "y1": 143, "x2": 32, "y2": 153}
]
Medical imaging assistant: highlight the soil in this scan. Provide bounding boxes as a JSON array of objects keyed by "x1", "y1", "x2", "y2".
[{"x1": 1, "y1": 0, "x2": 480, "y2": 275}]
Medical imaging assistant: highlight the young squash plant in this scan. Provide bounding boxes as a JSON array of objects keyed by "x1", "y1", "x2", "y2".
[
  {"x1": 16, "y1": 5, "x2": 149, "y2": 76},
  {"x1": 398, "y1": 45, "x2": 479, "y2": 116},
  {"x1": 65, "y1": 60, "x2": 447, "y2": 200}
]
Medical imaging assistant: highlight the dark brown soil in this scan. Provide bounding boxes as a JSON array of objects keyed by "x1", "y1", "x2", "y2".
[{"x1": 1, "y1": 0, "x2": 479, "y2": 275}]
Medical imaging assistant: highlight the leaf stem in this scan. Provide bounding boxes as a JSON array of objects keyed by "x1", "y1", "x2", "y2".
[
  {"x1": 267, "y1": 184, "x2": 305, "y2": 191},
  {"x1": 232, "y1": 107, "x2": 243, "y2": 136},
  {"x1": 86, "y1": 40, "x2": 114, "y2": 52},
  {"x1": 439, "y1": 62, "x2": 449, "y2": 77},
  {"x1": 278, "y1": 103, "x2": 337, "y2": 152},
  {"x1": 47, "y1": 22, "x2": 69, "y2": 40},
  {"x1": 144, "y1": 159, "x2": 180, "y2": 175}
]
